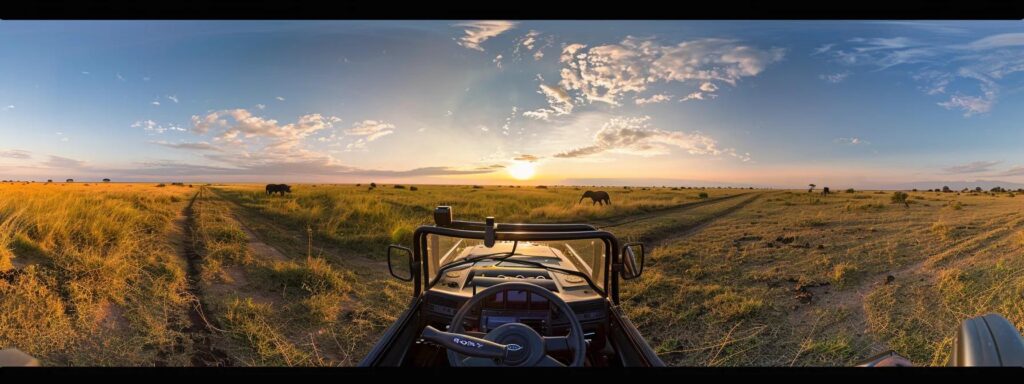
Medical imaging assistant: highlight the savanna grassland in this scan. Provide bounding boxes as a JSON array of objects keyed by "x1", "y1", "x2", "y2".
[{"x1": 2, "y1": 182, "x2": 1022, "y2": 366}]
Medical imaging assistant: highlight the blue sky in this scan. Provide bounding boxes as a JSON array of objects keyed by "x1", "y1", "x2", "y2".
[{"x1": 1, "y1": 20, "x2": 1023, "y2": 188}]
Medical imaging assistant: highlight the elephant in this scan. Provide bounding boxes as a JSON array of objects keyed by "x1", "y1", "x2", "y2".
[
  {"x1": 265, "y1": 184, "x2": 292, "y2": 196},
  {"x1": 579, "y1": 190, "x2": 611, "y2": 206},
  {"x1": 822, "y1": 187, "x2": 830, "y2": 196}
]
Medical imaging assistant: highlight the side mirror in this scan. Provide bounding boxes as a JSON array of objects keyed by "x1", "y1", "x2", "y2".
[
  {"x1": 387, "y1": 245, "x2": 414, "y2": 281},
  {"x1": 621, "y1": 242, "x2": 645, "y2": 280}
]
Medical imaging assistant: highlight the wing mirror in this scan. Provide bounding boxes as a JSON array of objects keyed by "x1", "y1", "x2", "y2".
[
  {"x1": 621, "y1": 242, "x2": 645, "y2": 280},
  {"x1": 387, "y1": 245, "x2": 414, "y2": 281}
]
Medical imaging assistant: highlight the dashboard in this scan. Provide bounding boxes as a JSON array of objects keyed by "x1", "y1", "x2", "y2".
[{"x1": 421, "y1": 265, "x2": 609, "y2": 350}]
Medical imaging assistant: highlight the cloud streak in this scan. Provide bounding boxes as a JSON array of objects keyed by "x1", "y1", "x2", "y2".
[
  {"x1": 554, "y1": 116, "x2": 750, "y2": 162},
  {"x1": 453, "y1": 21, "x2": 517, "y2": 51}
]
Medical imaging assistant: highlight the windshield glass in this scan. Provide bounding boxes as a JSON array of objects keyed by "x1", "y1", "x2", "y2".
[{"x1": 425, "y1": 234, "x2": 607, "y2": 289}]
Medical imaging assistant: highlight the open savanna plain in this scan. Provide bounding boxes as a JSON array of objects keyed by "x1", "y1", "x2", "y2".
[{"x1": 2, "y1": 182, "x2": 1022, "y2": 366}]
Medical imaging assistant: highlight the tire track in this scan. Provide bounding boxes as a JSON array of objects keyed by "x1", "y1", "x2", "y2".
[
  {"x1": 596, "y1": 192, "x2": 750, "y2": 230},
  {"x1": 644, "y1": 193, "x2": 763, "y2": 248},
  {"x1": 164, "y1": 187, "x2": 232, "y2": 367}
]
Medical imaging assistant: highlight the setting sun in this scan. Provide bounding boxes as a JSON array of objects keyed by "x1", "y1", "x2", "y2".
[{"x1": 507, "y1": 162, "x2": 536, "y2": 180}]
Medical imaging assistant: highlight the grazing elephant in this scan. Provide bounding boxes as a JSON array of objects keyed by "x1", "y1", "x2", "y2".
[
  {"x1": 579, "y1": 190, "x2": 611, "y2": 206},
  {"x1": 265, "y1": 184, "x2": 292, "y2": 196},
  {"x1": 821, "y1": 187, "x2": 830, "y2": 196}
]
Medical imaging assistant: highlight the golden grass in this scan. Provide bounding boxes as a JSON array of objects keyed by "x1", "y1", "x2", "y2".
[{"x1": 3, "y1": 183, "x2": 1021, "y2": 367}]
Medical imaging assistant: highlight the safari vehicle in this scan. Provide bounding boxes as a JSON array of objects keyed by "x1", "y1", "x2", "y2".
[
  {"x1": 359, "y1": 206, "x2": 664, "y2": 367},
  {"x1": 358, "y1": 206, "x2": 1024, "y2": 368}
]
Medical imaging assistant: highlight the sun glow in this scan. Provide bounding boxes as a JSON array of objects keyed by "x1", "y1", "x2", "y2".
[{"x1": 507, "y1": 162, "x2": 536, "y2": 180}]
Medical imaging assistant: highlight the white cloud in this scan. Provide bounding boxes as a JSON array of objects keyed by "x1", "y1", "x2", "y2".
[
  {"x1": 189, "y1": 109, "x2": 342, "y2": 155},
  {"x1": 167, "y1": 95, "x2": 179, "y2": 103},
  {"x1": 634, "y1": 94, "x2": 672, "y2": 105},
  {"x1": 116, "y1": 73, "x2": 125, "y2": 82},
  {"x1": 819, "y1": 72, "x2": 851, "y2": 83},
  {"x1": 453, "y1": 20, "x2": 517, "y2": 51},
  {"x1": 256, "y1": 104, "x2": 266, "y2": 110},
  {"x1": 554, "y1": 116, "x2": 749, "y2": 162},
  {"x1": 151, "y1": 101, "x2": 160, "y2": 106},
  {"x1": 522, "y1": 109, "x2": 553, "y2": 121},
  {"x1": 345, "y1": 120, "x2": 395, "y2": 142},
  {"x1": 276, "y1": 96, "x2": 285, "y2": 101},
  {"x1": 835, "y1": 137, "x2": 868, "y2": 145},
  {"x1": 1, "y1": 105, "x2": 13, "y2": 111},
  {"x1": 132, "y1": 120, "x2": 187, "y2": 134},
  {"x1": 558, "y1": 37, "x2": 783, "y2": 106},
  {"x1": 493, "y1": 54, "x2": 503, "y2": 69}
]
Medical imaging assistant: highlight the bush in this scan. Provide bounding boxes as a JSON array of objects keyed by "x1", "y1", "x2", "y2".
[
  {"x1": 409, "y1": 186, "x2": 418, "y2": 191},
  {"x1": 698, "y1": 192, "x2": 709, "y2": 199},
  {"x1": 845, "y1": 188, "x2": 855, "y2": 193},
  {"x1": 393, "y1": 184, "x2": 405, "y2": 189}
]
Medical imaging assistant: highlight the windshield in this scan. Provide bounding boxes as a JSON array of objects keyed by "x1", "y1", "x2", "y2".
[{"x1": 425, "y1": 234, "x2": 607, "y2": 290}]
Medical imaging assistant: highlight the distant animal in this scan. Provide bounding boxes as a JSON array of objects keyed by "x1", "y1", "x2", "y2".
[
  {"x1": 821, "y1": 187, "x2": 830, "y2": 196},
  {"x1": 265, "y1": 184, "x2": 292, "y2": 196},
  {"x1": 579, "y1": 190, "x2": 611, "y2": 206}
]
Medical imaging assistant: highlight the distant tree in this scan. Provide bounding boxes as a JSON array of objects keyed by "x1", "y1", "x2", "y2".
[
  {"x1": 66, "y1": 178, "x2": 73, "y2": 183},
  {"x1": 912, "y1": 188, "x2": 918, "y2": 192},
  {"x1": 808, "y1": 183, "x2": 816, "y2": 193},
  {"x1": 103, "y1": 178, "x2": 111, "y2": 182},
  {"x1": 942, "y1": 186, "x2": 952, "y2": 193},
  {"x1": 698, "y1": 192, "x2": 709, "y2": 199},
  {"x1": 991, "y1": 186, "x2": 1004, "y2": 193},
  {"x1": 845, "y1": 188, "x2": 855, "y2": 193},
  {"x1": 370, "y1": 182, "x2": 377, "y2": 188},
  {"x1": 47, "y1": 179, "x2": 53, "y2": 183},
  {"x1": 891, "y1": 191, "x2": 909, "y2": 208},
  {"x1": 975, "y1": 187, "x2": 983, "y2": 192}
]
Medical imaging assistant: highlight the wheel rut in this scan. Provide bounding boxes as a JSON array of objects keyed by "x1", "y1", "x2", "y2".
[{"x1": 163, "y1": 188, "x2": 233, "y2": 367}]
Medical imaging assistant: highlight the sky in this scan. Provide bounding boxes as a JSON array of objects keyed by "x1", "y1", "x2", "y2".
[{"x1": 1, "y1": 20, "x2": 1024, "y2": 188}]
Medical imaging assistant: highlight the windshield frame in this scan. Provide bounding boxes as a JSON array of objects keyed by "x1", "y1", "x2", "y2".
[{"x1": 411, "y1": 224, "x2": 621, "y2": 301}]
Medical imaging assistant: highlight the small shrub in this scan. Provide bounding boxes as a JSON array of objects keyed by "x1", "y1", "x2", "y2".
[
  {"x1": 393, "y1": 184, "x2": 405, "y2": 189},
  {"x1": 698, "y1": 192, "x2": 709, "y2": 199},
  {"x1": 409, "y1": 186, "x2": 418, "y2": 191},
  {"x1": 845, "y1": 188, "x2": 855, "y2": 193}
]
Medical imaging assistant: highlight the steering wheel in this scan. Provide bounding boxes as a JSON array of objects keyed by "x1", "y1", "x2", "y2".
[{"x1": 420, "y1": 282, "x2": 587, "y2": 367}]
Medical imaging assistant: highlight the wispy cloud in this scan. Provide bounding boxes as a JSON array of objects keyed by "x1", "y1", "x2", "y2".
[
  {"x1": 0, "y1": 149, "x2": 31, "y2": 159},
  {"x1": 513, "y1": 154, "x2": 540, "y2": 162},
  {"x1": 835, "y1": 137, "x2": 868, "y2": 145},
  {"x1": 132, "y1": 120, "x2": 187, "y2": 134},
  {"x1": 558, "y1": 37, "x2": 784, "y2": 106},
  {"x1": 819, "y1": 33, "x2": 1024, "y2": 116},
  {"x1": 944, "y1": 160, "x2": 1001, "y2": 174},
  {"x1": 275, "y1": 96, "x2": 285, "y2": 101},
  {"x1": 345, "y1": 120, "x2": 395, "y2": 142},
  {"x1": 167, "y1": 95, "x2": 179, "y2": 103},
  {"x1": 635, "y1": 94, "x2": 672, "y2": 105},
  {"x1": 43, "y1": 155, "x2": 85, "y2": 169},
  {"x1": 819, "y1": 72, "x2": 851, "y2": 83},
  {"x1": 151, "y1": 140, "x2": 223, "y2": 152},
  {"x1": 453, "y1": 20, "x2": 517, "y2": 51},
  {"x1": 554, "y1": 116, "x2": 750, "y2": 162}
]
